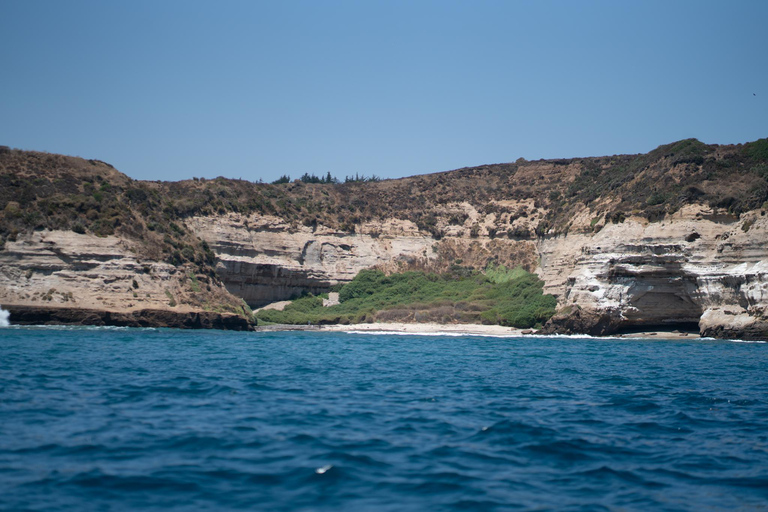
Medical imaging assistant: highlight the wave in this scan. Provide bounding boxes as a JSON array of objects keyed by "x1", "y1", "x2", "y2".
[
  {"x1": 340, "y1": 329, "x2": 607, "y2": 339},
  {"x1": 0, "y1": 306, "x2": 9, "y2": 327},
  {"x1": 341, "y1": 330, "x2": 758, "y2": 343},
  {"x1": 2, "y1": 324, "x2": 156, "y2": 332},
  {"x1": 342, "y1": 330, "x2": 511, "y2": 338}
]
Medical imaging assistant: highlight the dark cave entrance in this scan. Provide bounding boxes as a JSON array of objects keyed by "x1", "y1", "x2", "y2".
[{"x1": 616, "y1": 275, "x2": 703, "y2": 333}]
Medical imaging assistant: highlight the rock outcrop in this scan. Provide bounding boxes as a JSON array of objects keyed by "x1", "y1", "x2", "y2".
[
  {"x1": 179, "y1": 203, "x2": 768, "y2": 340},
  {"x1": 538, "y1": 205, "x2": 768, "y2": 339},
  {"x1": 186, "y1": 214, "x2": 437, "y2": 306},
  {"x1": 0, "y1": 230, "x2": 254, "y2": 330},
  {"x1": 5, "y1": 202, "x2": 764, "y2": 338},
  {"x1": 7, "y1": 305, "x2": 252, "y2": 330},
  {"x1": 187, "y1": 212, "x2": 539, "y2": 307}
]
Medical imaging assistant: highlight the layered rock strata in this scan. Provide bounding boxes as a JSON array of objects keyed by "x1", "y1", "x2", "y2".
[
  {"x1": 0, "y1": 231, "x2": 253, "y2": 330},
  {"x1": 186, "y1": 215, "x2": 437, "y2": 306},
  {"x1": 184, "y1": 204, "x2": 768, "y2": 340},
  {"x1": 7, "y1": 305, "x2": 252, "y2": 330},
  {"x1": 186, "y1": 213, "x2": 540, "y2": 308},
  {"x1": 3, "y1": 141, "x2": 768, "y2": 338},
  {"x1": 3, "y1": 204, "x2": 766, "y2": 339},
  {"x1": 539, "y1": 205, "x2": 768, "y2": 339}
]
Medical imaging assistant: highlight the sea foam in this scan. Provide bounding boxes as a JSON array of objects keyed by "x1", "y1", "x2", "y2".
[{"x1": 0, "y1": 307, "x2": 10, "y2": 327}]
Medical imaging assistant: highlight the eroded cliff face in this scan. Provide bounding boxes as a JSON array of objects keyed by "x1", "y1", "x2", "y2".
[
  {"x1": 184, "y1": 203, "x2": 768, "y2": 339},
  {"x1": 1, "y1": 202, "x2": 766, "y2": 338},
  {"x1": 3, "y1": 141, "x2": 767, "y2": 336},
  {"x1": 0, "y1": 231, "x2": 252, "y2": 329},
  {"x1": 538, "y1": 205, "x2": 768, "y2": 339},
  {"x1": 186, "y1": 211, "x2": 539, "y2": 307},
  {"x1": 186, "y1": 214, "x2": 435, "y2": 306}
]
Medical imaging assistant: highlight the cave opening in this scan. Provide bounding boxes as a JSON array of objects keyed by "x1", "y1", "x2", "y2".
[{"x1": 617, "y1": 276, "x2": 703, "y2": 334}]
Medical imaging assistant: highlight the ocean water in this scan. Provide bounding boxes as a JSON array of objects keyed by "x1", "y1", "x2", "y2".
[{"x1": 1, "y1": 327, "x2": 767, "y2": 511}]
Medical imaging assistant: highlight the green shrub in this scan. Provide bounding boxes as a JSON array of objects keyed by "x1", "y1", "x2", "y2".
[
  {"x1": 181, "y1": 246, "x2": 195, "y2": 261},
  {"x1": 188, "y1": 273, "x2": 201, "y2": 292},
  {"x1": 751, "y1": 163, "x2": 768, "y2": 180},
  {"x1": 256, "y1": 267, "x2": 556, "y2": 328},
  {"x1": 646, "y1": 192, "x2": 667, "y2": 206},
  {"x1": 485, "y1": 263, "x2": 528, "y2": 284},
  {"x1": 745, "y1": 138, "x2": 768, "y2": 161},
  {"x1": 338, "y1": 269, "x2": 385, "y2": 302}
]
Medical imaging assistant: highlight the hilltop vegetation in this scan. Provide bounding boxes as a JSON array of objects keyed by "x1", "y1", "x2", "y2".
[
  {"x1": 256, "y1": 265, "x2": 557, "y2": 328},
  {"x1": 1, "y1": 137, "x2": 767, "y2": 271},
  {"x1": 2, "y1": 138, "x2": 768, "y2": 250}
]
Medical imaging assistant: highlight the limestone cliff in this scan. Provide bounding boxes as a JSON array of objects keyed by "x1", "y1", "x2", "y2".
[
  {"x1": 0, "y1": 230, "x2": 252, "y2": 329},
  {"x1": 175, "y1": 203, "x2": 768, "y2": 340},
  {"x1": 538, "y1": 205, "x2": 768, "y2": 339},
  {"x1": 1, "y1": 139, "x2": 767, "y2": 338},
  {"x1": 187, "y1": 210, "x2": 539, "y2": 307}
]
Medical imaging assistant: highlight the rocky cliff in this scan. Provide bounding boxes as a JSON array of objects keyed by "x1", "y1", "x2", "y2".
[
  {"x1": 175, "y1": 202, "x2": 768, "y2": 340},
  {"x1": 187, "y1": 210, "x2": 539, "y2": 308},
  {"x1": 0, "y1": 230, "x2": 252, "y2": 329},
  {"x1": 1, "y1": 139, "x2": 767, "y2": 338},
  {"x1": 538, "y1": 205, "x2": 768, "y2": 339}
]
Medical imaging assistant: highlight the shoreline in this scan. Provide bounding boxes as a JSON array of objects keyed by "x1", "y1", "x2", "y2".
[
  {"x1": 5, "y1": 305, "x2": 254, "y2": 331},
  {"x1": 319, "y1": 322, "x2": 529, "y2": 336},
  {"x1": 2, "y1": 304, "x2": 704, "y2": 339},
  {"x1": 259, "y1": 322, "x2": 702, "y2": 339}
]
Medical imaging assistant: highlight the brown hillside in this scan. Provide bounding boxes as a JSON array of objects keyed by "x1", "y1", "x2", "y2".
[{"x1": 1, "y1": 138, "x2": 767, "y2": 250}]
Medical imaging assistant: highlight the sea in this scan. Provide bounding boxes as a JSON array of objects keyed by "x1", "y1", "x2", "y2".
[{"x1": 1, "y1": 326, "x2": 767, "y2": 511}]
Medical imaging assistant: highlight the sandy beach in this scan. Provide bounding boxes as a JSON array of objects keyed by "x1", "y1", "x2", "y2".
[
  {"x1": 314, "y1": 322, "x2": 701, "y2": 339},
  {"x1": 318, "y1": 322, "x2": 529, "y2": 336}
]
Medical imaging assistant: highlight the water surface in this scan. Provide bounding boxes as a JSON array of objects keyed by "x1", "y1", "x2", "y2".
[{"x1": 1, "y1": 327, "x2": 766, "y2": 511}]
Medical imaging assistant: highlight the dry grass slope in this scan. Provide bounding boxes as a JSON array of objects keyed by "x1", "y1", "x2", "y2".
[{"x1": 1, "y1": 136, "x2": 767, "y2": 267}]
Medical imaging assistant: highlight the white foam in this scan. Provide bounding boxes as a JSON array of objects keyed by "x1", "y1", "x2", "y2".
[
  {"x1": 342, "y1": 330, "x2": 516, "y2": 338},
  {"x1": 339, "y1": 330, "x2": 760, "y2": 343},
  {"x1": 2, "y1": 324, "x2": 147, "y2": 332},
  {"x1": 341, "y1": 329, "x2": 611, "y2": 339},
  {"x1": 0, "y1": 307, "x2": 9, "y2": 327}
]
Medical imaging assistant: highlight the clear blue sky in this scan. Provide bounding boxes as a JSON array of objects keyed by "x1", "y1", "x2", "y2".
[{"x1": 1, "y1": 0, "x2": 766, "y2": 183}]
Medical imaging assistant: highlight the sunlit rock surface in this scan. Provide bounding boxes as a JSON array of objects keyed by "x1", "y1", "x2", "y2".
[
  {"x1": 0, "y1": 231, "x2": 251, "y2": 329},
  {"x1": 539, "y1": 205, "x2": 768, "y2": 339}
]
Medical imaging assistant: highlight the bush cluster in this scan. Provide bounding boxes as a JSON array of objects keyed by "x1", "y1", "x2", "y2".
[{"x1": 256, "y1": 266, "x2": 556, "y2": 328}]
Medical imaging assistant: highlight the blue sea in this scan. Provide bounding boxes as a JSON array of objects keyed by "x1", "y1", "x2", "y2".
[{"x1": 1, "y1": 327, "x2": 767, "y2": 511}]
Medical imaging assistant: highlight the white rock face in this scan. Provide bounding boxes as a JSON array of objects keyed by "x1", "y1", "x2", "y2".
[
  {"x1": 538, "y1": 205, "x2": 768, "y2": 337},
  {"x1": 182, "y1": 206, "x2": 768, "y2": 337},
  {"x1": 4, "y1": 203, "x2": 766, "y2": 338},
  {"x1": 0, "y1": 231, "x2": 192, "y2": 312},
  {"x1": 186, "y1": 214, "x2": 437, "y2": 306}
]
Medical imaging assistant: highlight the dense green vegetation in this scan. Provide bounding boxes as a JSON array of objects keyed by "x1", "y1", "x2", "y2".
[
  {"x1": 273, "y1": 172, "x2": 340, "y2": 184},
  {"x1": 256, "y1": 265, "x2": 557, "y2": 328}
]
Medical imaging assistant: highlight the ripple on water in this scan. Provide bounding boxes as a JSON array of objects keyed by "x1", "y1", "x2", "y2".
[{"x1": 0, "y1": 328, "x2": 766, "y2": 511}]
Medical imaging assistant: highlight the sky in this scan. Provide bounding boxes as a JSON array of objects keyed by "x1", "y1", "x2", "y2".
[{"x1": 1, "y1": 0, "x2": 766, "y2": 183}]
